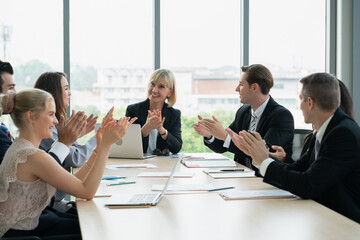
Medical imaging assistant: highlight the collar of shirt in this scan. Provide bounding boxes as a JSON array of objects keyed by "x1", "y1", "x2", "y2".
[
  {"x1": 251, "y1": 96, "x2": 270, "y2": 119},
  {"x1": 316, "y1": 114, "x2": 334, "y2": 144}
]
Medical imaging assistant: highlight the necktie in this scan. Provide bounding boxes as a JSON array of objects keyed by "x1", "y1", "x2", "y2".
[
  {"x1": 250, "y1": 113, "x2": 257, "y2": 132},
  {"x1": 314, "y1": 139, "x2": 320, "y2": 160}
]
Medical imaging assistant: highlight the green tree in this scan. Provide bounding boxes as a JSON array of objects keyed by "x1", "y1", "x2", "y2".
[
  {"x1": 14, "y1": 60, "x2": 54, "y2": 88},
  {"x1": 180, "y1": 109, "x2": 236, "y2": 159},
  {"x1": 70, "y1": 64, "x2": 97, "y2": 90}
]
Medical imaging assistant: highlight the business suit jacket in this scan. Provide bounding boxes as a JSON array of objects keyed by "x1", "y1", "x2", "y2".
[
  {"x1": 0, "y1": 126, "x2": 12, "y2": 164},
  {"x1": 205, "y1": 96, "x2": 294, "y2": 174},
  {"x1": 264, "y1": 108, "x2": 360, "y2": 223},
  {"x1": 126, "y1": 98, "x2": 182, "y2": 154}
]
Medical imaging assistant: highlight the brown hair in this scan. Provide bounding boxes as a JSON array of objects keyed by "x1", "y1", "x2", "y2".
[
  {"x1": 241, "y1": 64, "x2": 274, "y2": 94},
  {"x1": 300, "y1": 73, "x2": 340, "y2": 111},
  {"x1": 338, "y1": 79, "x2": 354, "y2": 119},
  {"x1": 34, "y1": 72, "x2": 67, "y2": 120}
]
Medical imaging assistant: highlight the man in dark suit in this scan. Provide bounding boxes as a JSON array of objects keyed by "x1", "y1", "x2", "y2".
[
  {"x1": 227, "y1": 72, "x2": 360, "y2": 223},
  {"x1": 193, "y1": 64, "x2": 294, "y2": 174}
]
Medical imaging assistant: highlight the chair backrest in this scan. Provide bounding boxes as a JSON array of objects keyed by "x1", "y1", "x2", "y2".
[{"x1": 291, "y1": 129, "x2": 311, "y2": 160}]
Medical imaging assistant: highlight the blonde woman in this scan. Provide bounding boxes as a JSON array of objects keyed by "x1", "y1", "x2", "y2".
[
  {"x1": 0, "y1": 89, "x2": 136, "y2": 238},
  {"x1": 126, "y1": 69, "x2": 182, "y2": 155}
]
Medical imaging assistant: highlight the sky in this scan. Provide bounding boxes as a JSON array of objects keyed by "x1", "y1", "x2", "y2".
[{"x1": 1, "y1": 0, "x2": 325, "y2": 72}]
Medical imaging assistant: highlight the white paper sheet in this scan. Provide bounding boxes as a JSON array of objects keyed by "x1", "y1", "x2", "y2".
[{"x1": 137, "y1": 172, "x2": 195, "y2": 178}]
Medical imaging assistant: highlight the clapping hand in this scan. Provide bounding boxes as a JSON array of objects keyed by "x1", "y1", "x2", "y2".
[
  {"x1": 226, "y1": 129, "x2": 269, "y2": 165},
  {"x1": 58, "y1": 110, "x2": 87, "y2": 148},
  {"x1": 193, "y1": 115, "x2": 212, "y2": 139}
]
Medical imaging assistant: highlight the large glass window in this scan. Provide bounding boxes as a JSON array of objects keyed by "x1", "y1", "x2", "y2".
[
  {"x1": 0, "y1": 0, "x2": 63, "y2": 135},
  {"x1": 249, "y1": 0, "x2": 326, "y2": 129},
  {"x1": 70, "y1": 0, "x2": 153, "y2": 119},
  {"x1": 161, "y1": 0, "x2": 241, "y2": 154}
]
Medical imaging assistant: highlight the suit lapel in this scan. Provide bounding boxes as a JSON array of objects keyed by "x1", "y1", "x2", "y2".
[
  {"x1": 256, "y1": 96, "x2": 276, "y2": 131},
  {"x1": 242, "y1": 109, "x2": 251, "y2": 130}
]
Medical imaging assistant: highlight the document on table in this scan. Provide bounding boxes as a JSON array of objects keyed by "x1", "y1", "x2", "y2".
[
  {"x1": 106, "y1": 163, "x2": 158, "y2": 170},
  {"x1": 203, "y1": 169, "x2": 256, "y2": 178},
  {"x1": 219, "y1": 189, "x2": 296, "y2": 200},
  {"x1": 152, "y1": 184, "x2": 214, "y2": 191},
  {"x1": 183, "y1": 160, "x2": 237, "y2": 168},
  {"x1": 137, "y1": 172, "x2": 195, "y2": 178},
  {"x1": 183, "y1": 152, "x2": 230, "y2": 160}
]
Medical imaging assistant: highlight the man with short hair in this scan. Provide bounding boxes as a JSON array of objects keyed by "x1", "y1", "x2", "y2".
[
  {"x1": 193, "y1": 64, "x2": 294, "y2": 175},
  {"x1": 228, "y1": 72, "x2": 360, "y2": 223}
]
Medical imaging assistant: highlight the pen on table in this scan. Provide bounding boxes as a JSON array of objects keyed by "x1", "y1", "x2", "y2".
[
  {"x1": 107, "y1": 181, "x2": 136, "y2": 186},
  {"x1": 102, "y1": 177, "x2": 127, "y2": 180},
  {"x1": 220, "y1": 169, "x2": 245, "y2": 172},
  {"x1": 208, "y1": 186, "x2": 234, "y2": 192}
]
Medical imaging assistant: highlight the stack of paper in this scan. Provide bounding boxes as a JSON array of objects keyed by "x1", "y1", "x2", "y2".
[
  {"x1": 220, "y1": 189, "x2": 296, "y2": 200},
  {"x1": 152, "y1": 184, "x2": 214, "y2": 191},
  {"x1": 182, "y1": 153, "x2": 236, "y2": 168},
  {"x1": 137, "y1": 172, "x2": 195, "y2": 178},
  {"x1": 203, "y1": 169, "x2": 256, "y2": 178},
  {"x1": 106, "y1": 163, "x2": 158, "y2": 170}
]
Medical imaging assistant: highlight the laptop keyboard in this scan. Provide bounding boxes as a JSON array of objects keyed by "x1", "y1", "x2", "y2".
[{"x1": 129, "y1": 193, "x2": 159, "y2": 204}]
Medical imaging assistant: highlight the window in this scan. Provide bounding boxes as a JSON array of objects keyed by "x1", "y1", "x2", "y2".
[
  {"x1": 0, "y1": 0, "x2": 62, "y2": 136},
  {"x1": 249, "y1": 0, "x2": 326, "y2": 129},
  {"x1": 70, "y1": 0, "x2": 153, "y2": 118}
]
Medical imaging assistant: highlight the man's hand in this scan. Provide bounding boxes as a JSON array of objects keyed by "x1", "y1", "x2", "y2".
[
  {"x1": 200, "y1": 115, "x2": 227, "y2": 141},
  {"x1": 269, "y1": 145, "x2": 286, "y2": 163},
  {"x1": 193, "y1": 115, "x2": 212, "y2": 139},
  {"x1": 57, "y1": 110, "x2": 87, "y2": 148}
]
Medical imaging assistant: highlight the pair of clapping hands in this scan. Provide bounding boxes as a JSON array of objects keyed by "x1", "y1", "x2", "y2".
[
  {"x1": 143, "y1": 109, "x2": 167, "y2": 136},
  {"x1": 193, "y1": 115, "x2": 286, "y2": 165},
  {"x1": 57, "y1": 107, "x2": 137, "y2": 149}
]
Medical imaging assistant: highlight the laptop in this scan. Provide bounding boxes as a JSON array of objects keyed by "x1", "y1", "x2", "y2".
[
  {"x1": 105, "y1": 153, "x2": 183, "y2": 207},
  {"x1": 108, "y1": 124, "x2": 154, "y2": 159}
]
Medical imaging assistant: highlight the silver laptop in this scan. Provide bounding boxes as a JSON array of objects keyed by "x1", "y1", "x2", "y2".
[
  {"x1": 108, "y1": 124, "x2": 154, "y2": 159},
  {"x1": 105, "y1": 153, "x2": 183, "y2": 207}
]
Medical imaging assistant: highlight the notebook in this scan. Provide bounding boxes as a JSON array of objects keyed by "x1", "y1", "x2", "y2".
[
  {"x1": 105, "y1": 153, "x2": 183, "y2": 207},
  {"x1": 108, "y1": 124, "x2": 154, "y2": 159}
]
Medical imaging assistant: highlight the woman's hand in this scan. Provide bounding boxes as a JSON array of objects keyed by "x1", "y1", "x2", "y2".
[{"x1": 101, "y1": 117, "x2": 137, "y2": 148}]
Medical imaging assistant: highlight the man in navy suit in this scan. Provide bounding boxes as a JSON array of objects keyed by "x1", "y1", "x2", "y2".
[
  {"x1": 228, "y1": 73, "x2": 360, "y2": 223},
  {"x1": 193, "y1": 64, "x2": 294, "y2": 175}
]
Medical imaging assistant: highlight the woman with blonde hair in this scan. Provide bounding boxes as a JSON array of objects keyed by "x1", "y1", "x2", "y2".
[
  {"x1": 126, "y1": 69, "x2": 182, "y2": 155},
  {"x1": 0, "y1": 89, "x2": 136, "y2": 238}
]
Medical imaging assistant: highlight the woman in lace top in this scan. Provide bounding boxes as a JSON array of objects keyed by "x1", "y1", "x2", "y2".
[{"x1": 0, "y1": 89, "x2": 136, "y2": 238}]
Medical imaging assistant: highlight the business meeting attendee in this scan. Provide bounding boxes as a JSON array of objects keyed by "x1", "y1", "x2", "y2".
[
  {"x1": 0, "y1": 62, "x2": 87, "y2": 166},
  {"x1": 34, "y1": 71, "x2": 99, "y2": 212},
  {"x1": 193, "y1": 64, "x2": 294, "y2": 175},
  {"x1": 126, "y1": 69, "x2": 182, "y2": 155},
  {"x1": 227, "y1": 73, "x2": 360, "y2": 223},
  {"x1": 0, "y1": 60, "x2": 16, "y2": 164},
  {"x1": 299, "y1": 79, "x2": 355, "y2": 156},
  {"x1": 0, "y1": 88, "x2": 137, "y2": 238}
]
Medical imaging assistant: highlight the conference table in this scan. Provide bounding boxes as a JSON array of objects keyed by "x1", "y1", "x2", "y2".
[{"x1": 76, "y1": 156, "x2": 360, "y2": 240}]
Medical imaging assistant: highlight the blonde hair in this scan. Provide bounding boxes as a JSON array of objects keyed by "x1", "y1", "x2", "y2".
[
  {"x1": 0, "y1": 89, "x2": 54, "y2": 129},
  {"x1": 147, "y1": 69, "x2": 177, "y2": 107}
]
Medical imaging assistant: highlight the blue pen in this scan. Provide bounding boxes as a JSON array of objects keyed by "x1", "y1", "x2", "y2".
[{"x1": 208, "y1": 186, "x2": 234, "y2": 192}]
